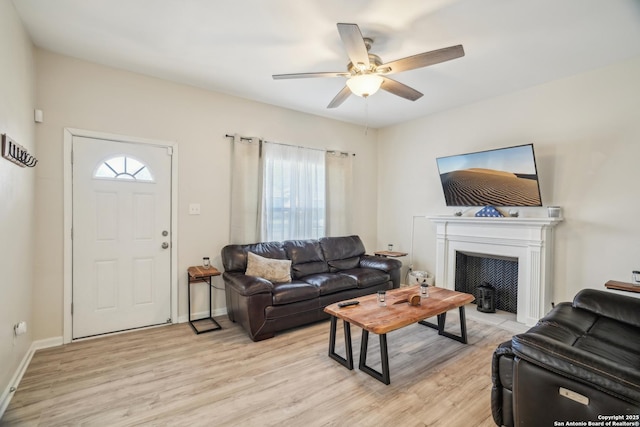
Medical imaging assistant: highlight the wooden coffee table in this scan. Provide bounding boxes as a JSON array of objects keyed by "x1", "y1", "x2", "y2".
[{"x1": 324, "y1": 286, "x2": 474, "y2": 384}]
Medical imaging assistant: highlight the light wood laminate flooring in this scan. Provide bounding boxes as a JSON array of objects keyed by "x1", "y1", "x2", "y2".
[{"x1": 3, "y1": 311, "x2": 513, "y2": 426}]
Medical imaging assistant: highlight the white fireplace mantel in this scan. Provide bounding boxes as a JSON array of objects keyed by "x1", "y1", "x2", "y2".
[{"x1": 429, "y1": 216, "x2": 562, "y2": 326}]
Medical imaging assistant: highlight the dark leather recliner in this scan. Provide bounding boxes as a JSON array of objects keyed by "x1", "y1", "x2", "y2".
[
  {"x1": 221, "y1": 235, "x2": 401, "y2": 341},
  {"x1": 491, "y1": 288, "x2": 640, "y2": 426}
]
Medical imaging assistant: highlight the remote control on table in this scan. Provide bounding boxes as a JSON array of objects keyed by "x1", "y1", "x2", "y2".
[{"x1": 338, "y1": 300, "x2": 360, "y2": 307}]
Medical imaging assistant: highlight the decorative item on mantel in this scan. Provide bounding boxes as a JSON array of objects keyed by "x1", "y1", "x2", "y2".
[
  {"x1": 547, "y1": 206, "x2": 562, "y2": 218},
  {"x1": 1, "y1": 133, "x2": 38, "y2": 168},
  {"x1": 475, "y1": 205, "x2": 504, "y2": 217}
]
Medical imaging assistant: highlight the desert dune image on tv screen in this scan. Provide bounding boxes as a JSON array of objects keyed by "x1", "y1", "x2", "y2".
[{"x1": 437, "y1": 145, "x2": 542, "y2": 207}]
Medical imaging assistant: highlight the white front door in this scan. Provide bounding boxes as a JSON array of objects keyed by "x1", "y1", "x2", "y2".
[{"x1": 72, "y1": 136, "x2": 172, "y2": 338}]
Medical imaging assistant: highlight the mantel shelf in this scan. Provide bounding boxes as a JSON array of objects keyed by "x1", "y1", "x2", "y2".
[{"x1": 428, "y1": 215, "x2": 563, "y2": 227}]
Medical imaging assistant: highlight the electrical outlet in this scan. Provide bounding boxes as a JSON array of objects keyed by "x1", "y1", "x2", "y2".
[
  {"x1": 188, "y1": 203, "x2": 201, "y2": 215},
  {"x1": 632, "y1": 270, "x2": 640, "y2": 284},
  {"x1": 14, "y1": 321, "x2": 27, "y2": 336}
]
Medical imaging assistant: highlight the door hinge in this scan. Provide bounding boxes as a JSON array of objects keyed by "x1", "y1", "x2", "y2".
[
  {"x1": 71, "y1": 149, "x2": 74, "y2": 164},
  {"x1": 71, "y1": 227, "x2": 73, "y2": 240},
  {"x1": 167, "y1": 146, "x2": 173, "y2": 156},
  {"x1": 71, "y1": 302, "x2": 74, "y2": 315}
]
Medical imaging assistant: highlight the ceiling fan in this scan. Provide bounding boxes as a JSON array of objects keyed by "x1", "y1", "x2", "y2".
[{"x1": 273, "y1": 23, "x2": 465, "y2": 108}]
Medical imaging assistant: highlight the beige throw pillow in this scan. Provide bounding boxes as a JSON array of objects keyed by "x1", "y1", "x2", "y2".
[{"x1": 245, "y1": 252, "x2": 292, "y2": 283}]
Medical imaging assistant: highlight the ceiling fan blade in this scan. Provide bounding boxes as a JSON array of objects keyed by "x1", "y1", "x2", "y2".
[
  {"x1": 273, "y1": 72, "x2": 350, "y2": 80},
  {"x1": 380, "y1": 45, "x2": 465, "y2": 74},
  {"x1": 337, "y1": 23, "x2": 370, "y2": 69},
  {"x1": 327, "y1": 86, "x2": 352, "y2": 108},
  {"x1": 381, "y1": 77, "x2": 423, "y2": 101}
]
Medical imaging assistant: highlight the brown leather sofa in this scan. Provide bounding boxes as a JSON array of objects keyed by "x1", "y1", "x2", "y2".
[
  {"x1": 491, "y1": 288, "x2": 640, "y2": 426},
  {"x1": 221, "y1": 235, "x2": 401, "y2": 341}
]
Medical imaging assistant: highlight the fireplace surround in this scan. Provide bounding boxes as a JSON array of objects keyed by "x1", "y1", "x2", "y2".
[{"x1": 429, "y1": 216, "x2": 562, "y2": 326}]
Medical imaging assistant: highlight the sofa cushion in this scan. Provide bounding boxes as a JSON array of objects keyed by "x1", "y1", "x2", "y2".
[
  {"x1": 245, "y1": 252, "x2": 292, "y2": 283},
  {"x1": 538, "y1": 302, "x2": 598, "y2": 336},
  {"x1": 283, "y1": 239, "x2": 329, "y2": 279},
  {"x1": 272, "y1": 281, "x2": 320, "y2": 305},
  {"x1": 588, "y1": 317, "x2": 640, "y2": 355},
  {"x1": 573, "y1": 288, "x2": 640, "y2": 328},
  {"x1": 328, "y1": 256, "x2": 360, "y2": 271},
  {"x1": 222, "y1": 241, "x2": 287, "y2": 273},
  {"x1": 319, "y1": 236, "x2": 365, "y2": 272},
  {"x1": 338, "y1": 268, "x2": 390, "y2": 288},
  {"x1": 302, "y1": 273, "x2": 357, "y2": 295}
]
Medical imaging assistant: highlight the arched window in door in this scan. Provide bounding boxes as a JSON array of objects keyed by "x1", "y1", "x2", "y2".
[{"x1": 94, "y1": 156, "x2": 154, "y2": 182}]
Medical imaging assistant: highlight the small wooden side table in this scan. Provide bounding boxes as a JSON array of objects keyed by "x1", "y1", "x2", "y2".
[
  {"x1": 604, "y1": 280, "x2": 640, "y2": 294},
  {"x1": 374, "y1": 251, "x2": 408, "y2": 258},
  {"x1": 188, "y1": 265, "x2": 222, "y2": 334}
]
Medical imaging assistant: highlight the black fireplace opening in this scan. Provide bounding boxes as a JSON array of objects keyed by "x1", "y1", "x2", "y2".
[{"x1": 454, "y1": 251, "x2": 518, "y2": 314}]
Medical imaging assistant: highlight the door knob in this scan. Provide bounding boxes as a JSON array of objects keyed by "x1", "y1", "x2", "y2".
[{"x1": 162, "y1": 242, "x2": 169, "y2": 249}]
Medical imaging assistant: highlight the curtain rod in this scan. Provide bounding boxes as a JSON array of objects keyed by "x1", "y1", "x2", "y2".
[
  {"x1": 225, "y1": 134, "x2": 262, "y2": 143},
  {"x1": 225, "y1": 133, "x2": 355, "y2": 156}
]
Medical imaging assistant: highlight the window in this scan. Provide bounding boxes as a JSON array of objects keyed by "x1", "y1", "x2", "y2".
[
  {"x1": 94, "y1": 156, "x2": 154, "y2": 182},
  {"x1": 229, "y1": 135, "x2": 353, "y2": 244},
  {"x1": 260, "y1": 142, "x2": 325, "y2": 241}
]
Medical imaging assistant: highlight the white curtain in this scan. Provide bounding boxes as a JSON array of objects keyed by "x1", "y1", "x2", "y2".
[
  {"x1": 259, "y1": 142, "x2": 326, "y2": 241},
  {"x1": 325, "y1": 151, "x2": 354, "y2": 237},
  {"x1": 230, "y1": 135, "x2": 354, "y2": 243},
  {"x1": 229, "y1": 135, "x2": 260, "y2": 244}
]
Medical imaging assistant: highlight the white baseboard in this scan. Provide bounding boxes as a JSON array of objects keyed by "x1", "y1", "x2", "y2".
[
  {"x1": 0, "y1": 336, "x2": 63, "y2": 419},
  {"x1": 32, "y1": 336, "x2": 64, "y2": 350}
]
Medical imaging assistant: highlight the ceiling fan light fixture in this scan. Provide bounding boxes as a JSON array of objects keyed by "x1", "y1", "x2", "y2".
[{"x1": 346, "y1": 74, "x2": 383, "y2": 97}]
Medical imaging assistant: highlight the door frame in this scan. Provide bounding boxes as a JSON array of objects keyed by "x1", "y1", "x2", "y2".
[{"x1": 63, "y1": 128, "x2": 179, "y2": 343}]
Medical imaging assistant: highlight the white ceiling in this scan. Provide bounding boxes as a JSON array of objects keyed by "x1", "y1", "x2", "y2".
[{"x1": 12, "y1": 0, "x2": 640, "y2": 128}]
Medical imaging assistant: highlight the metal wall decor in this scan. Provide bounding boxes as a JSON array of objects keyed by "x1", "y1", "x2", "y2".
[{"x1": 2, "y1": 133, "x2": 38, "y2": 167}]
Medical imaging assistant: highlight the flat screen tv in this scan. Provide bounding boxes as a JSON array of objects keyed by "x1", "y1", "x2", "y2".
[{"x1": 436, "y1": 143, "x2": 542, "y2": 207}]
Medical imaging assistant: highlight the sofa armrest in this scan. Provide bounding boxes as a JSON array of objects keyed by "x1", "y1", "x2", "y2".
[
  {"x1": 359, "y1": 255, "x2": 401, "y2": 272},
  {"x1": 222, "y1": 272, "x2": 273, "y2": 297},
  {"x1": 492, "y1": 341, "x2": 515, "y2": 427},
  {"x1": 512, "y1": 331, "x2": 640, "y2": 405},
  {"x1": 573, "y1": 288, "x2": 640, "y2": 328}
]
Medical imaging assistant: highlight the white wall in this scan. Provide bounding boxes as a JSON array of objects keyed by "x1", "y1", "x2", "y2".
[
  {"x1": 378, "y1": 55, "x2": 640, "y2": 303},
  {"x1": 33, "y1": 50, "x2": 379, "y2": 341},
  {"x1": 0, "y1": 0, "x2": 36, "y2": 408}
]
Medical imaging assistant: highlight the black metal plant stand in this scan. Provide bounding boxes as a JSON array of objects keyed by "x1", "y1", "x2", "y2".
[{"x1": 187, "y1": 266, "x2": 222, "y2": 334}]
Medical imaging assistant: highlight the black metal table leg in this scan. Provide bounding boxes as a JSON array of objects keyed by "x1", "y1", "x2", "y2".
[
  {"x1": 358, "y1": 330, "x2": 390, "y2": 385},
  {"x1": 328, "y1": 317, "x2": 353, "y2": 370},
  {"x1": 188, "y1": 271, "x2": 193, "y2": 332},
  {"x1": 188, "y1": 272, "x2": 222, "y2": 334},
  {"x1": 458, "y1": 306, "x2": 468, "y2": 344},
  {"x1": 418, "y1": 306, "x2": 468, "y2": 344}
]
